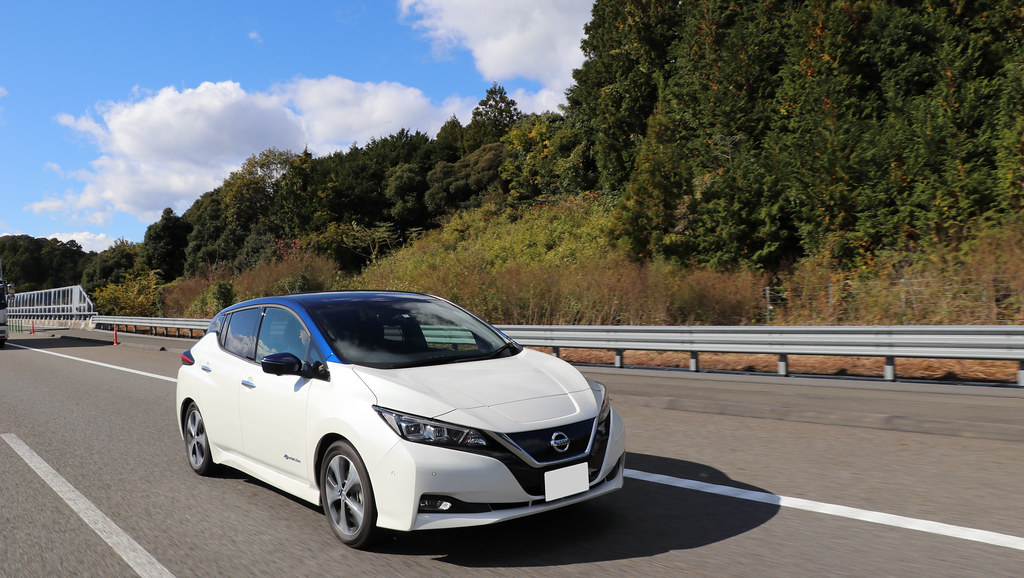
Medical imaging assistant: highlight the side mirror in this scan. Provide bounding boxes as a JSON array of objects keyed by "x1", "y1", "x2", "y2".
[
  {"x1": 261, "y1": 352, "x2": 304, "y2": 376},
  {"x1": 310, "y1": 360, "x2": 330, "y2": 381}
]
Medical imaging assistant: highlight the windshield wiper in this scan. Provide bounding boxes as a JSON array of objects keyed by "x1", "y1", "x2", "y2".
[
  {"x1": 372, "y1": 342, "x2": 521, "y2": 369},
  {"x1": 456, "y1": 341, "x2": 519, "y2": 363}
]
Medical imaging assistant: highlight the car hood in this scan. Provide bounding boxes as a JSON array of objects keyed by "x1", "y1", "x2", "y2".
[{"x1": 351, "y1": 348, "x2": 597, "y2": 431}]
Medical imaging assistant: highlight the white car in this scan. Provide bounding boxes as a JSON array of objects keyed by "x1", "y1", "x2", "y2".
[{"x1": 175, "y1": 291, "x2": 626, "y2": 548}]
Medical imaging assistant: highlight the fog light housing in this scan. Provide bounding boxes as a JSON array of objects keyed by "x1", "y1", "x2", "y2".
[{"x1": 419, "y1": 496, "x2": 453, "y2": 512}]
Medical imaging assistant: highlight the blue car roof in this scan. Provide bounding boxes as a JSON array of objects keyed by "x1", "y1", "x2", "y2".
[{"x1": 215, "y1": 292, "x2": 452, "y2": 365}]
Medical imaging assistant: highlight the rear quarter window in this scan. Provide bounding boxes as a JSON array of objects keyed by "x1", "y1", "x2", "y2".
[{"x1": 207, "y1": 313, "x2": 225, "y2": 335}]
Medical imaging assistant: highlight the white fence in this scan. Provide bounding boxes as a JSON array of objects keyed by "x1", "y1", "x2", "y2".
[{"x1": 7, "y1": 285, "x2": 95, "y2": 320}]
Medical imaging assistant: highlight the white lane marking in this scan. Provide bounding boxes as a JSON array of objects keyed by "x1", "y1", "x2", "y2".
[
  {"x1": 2, "y1": 433, "x2": 175, "y2": 577},
  {"x1": 625, "y1": 468, "x2": 1024, "y2": 552},
  {"x1": 7, "y1": 343, "x2": 176, "y2": 382}
]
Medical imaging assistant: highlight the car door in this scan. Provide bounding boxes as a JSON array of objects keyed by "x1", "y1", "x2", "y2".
[
  {"x1": 199, "y1": 307, "x2": 264, "y2": 453},
  {"x1": 238, "y1": 306, "x2": 320, "y2": 481}
]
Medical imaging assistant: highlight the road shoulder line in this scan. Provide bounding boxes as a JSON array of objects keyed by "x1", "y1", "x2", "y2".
[
  {"x1": 7, "y1": 343, "x2": 176, "y2": 383},
  {"x1": 2, "y1": 433, "x2": 175, "y2": 578}
]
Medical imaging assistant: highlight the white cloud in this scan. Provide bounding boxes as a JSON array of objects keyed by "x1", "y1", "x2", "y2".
[
  {"x1": 27, "y1": 196, "x2": 74, "y2": 215},
  {"x1": 282, "y1": 76, "x2": 473, "y2": 150},
  {"x1": 0, "y1": 86, "x2": 7, "y2": 98},
  {"x1": 100, "y1": 82, "x2": 305, "y2": 167},
  {"x1": 55, "y1": 112, "x2": 107, "y2": 144},
  {"x1": 36, "y1": 3, "x2": 595, "y2": 234},
  {"x1": 47, "y1": 81, "x2": 306, "y2": 226},
  {"x1": 399, "y1": 0, "x2": 592, "y2": 109},
  {"x1": 47, "y1": 231, "x2": 117, "y2": 253},
  {"x1": 43, "y1": 78, "x2": 476, "y2": 227},
  {"x1": 249, "y1": 31, "x2": 263, "y2": 43}
]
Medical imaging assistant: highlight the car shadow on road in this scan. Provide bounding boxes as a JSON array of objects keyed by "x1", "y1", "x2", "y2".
[
  {"x1": 370, "y1": 452, "x2": 779, "y2": 567},
  {"x1": 5, "y1": 336, "x2": 112, "y2": 349}
]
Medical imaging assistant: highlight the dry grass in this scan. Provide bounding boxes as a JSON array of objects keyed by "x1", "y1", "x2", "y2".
[
  {"x1": 232, "y1": 250, "x2": 335, "y2": 300},
  {"x1": 160, "y1": 267, "x2": 233, "y2": 317},
  {"x1": 540, "y1": 348, "x2": 1019, "y2": 384},
  {"x1": 773, "y1": 217, "x2": 1024, "y2": 325}
]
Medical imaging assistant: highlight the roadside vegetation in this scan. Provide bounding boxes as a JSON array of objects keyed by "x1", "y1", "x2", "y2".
[{"x1": 2, "y1": 0, "x2": 1023, "y2": 327}]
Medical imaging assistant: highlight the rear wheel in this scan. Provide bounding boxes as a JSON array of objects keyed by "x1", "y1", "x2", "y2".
[
  {"x1": 320, "y1": 440, "x2": 377, "y2": 548},
  {"x1": 183, "y1": 403, "x2": 214, "y2": 475}
]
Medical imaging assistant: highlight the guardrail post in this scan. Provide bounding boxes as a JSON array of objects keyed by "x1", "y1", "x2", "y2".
[
  {"x1": 689, "y1": 351, "x2": 699, "y2": 372},
  {"x1": 778, "y1": 354, "x2": 789, "y2": 377},
  {"x1": 614, "y1": 350, "x2": 624, "y2": 368},
  {"x1": 884, "y1": 357, "x2": 896, "y2": 381},
  {"x1": 1018, "y1": 361, "x2": 1023, "y2": 387},
  {"x1": 552, "y1": 346, "x2": 560, "y2": 359}
]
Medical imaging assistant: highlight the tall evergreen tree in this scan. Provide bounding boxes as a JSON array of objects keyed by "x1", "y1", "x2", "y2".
[
  {"x1": 463, "y1": 83, "x2": 522, "y2": 154},
  {"x1": 143, "y1": 208, "x2": 192, "y2": 282},
  {"x1": 567, "y1": 0, "x2": 682, "y2": 197}
]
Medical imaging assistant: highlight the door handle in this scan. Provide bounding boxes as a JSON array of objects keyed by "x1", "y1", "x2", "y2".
[
  {"x1": 201, "y1": 364, "x2": 212, "y2": 373},
  {"x1": 241, "y1": 379, "x2": 256, "y2": 389}
]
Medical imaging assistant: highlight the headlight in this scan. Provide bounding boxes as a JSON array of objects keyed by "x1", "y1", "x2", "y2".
[{"x1": 374, "y1": 407, "x2": 489, "y2": 449}]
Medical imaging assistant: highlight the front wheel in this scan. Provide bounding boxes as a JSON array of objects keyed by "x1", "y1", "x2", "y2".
[
  {"x1": 183, "y1": 403, "x2": 214, "y2": 475},
  {"x1": 320, "y1": 440, "x2": 378, "y2": 549}
]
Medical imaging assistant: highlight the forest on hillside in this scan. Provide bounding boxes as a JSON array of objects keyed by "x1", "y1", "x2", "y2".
[{"x1": 3, "y1": 0, "x2": 1023, "y2": 322}]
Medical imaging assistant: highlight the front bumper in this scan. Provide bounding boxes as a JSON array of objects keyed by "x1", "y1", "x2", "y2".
[{"x1": 369, "y1": 407, "x2": 626, "y2": 532}]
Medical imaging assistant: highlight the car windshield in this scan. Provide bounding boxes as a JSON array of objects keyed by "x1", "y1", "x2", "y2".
[{"x1": 307, "y1": 296, "x2": 513, "y2": 369}]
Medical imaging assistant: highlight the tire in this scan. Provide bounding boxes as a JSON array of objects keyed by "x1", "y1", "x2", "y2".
[
  {"x1": 320, "y1": 440, "x2": 377, "y2": 549},
  {"x1": 183, "y1": 402, "x2": 214, "y2": 476}
]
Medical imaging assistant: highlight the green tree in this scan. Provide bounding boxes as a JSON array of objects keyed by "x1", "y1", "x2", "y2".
[
  {"x1": 223, "y1": 148, "x2": 296, "y2": 232},
  {"x1": 425, "y1": 143, "x2": 508, "y2": 212},
  {"x1": 463, "y1": 83, "x2": 522, "y2": 154},
  {"x1": 615, "y1": 0, "x2": 795, "y2": 268},
  {"x1": 182, "y1": 188, "x2": 229, "y2": 274},
  {"x1": 142, "y1": 208, "x2": 192, "y2": 282},
  {"x1": 434, "y1": 115, "x2": 465, "y2": 163},
  {"x1": 272, "y1": 148, "x2": 318, "y2": 239},
  {"x1": 81, "y1": 239, "x2": 142, "y2": 292},
  {"x1": 567, "y1": 0, "x2": 682, "y2": 197},
  {"x1": 0, "y1": 236, "x2": 90, "y2": 291},
  {"x1": 306, "y1": 222, "x2": 399, "y2": 267},
  {"x1": 92, "y1": 266, "x2": 162, "y2": 316},
  {"x1": 385, "y1": 162, "x2": 429, "y2": 227}
]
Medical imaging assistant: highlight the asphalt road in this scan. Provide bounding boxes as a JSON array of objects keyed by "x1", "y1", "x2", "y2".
[{"x1": 2, "y1": 330, "x2": 1023, "y2": 576}]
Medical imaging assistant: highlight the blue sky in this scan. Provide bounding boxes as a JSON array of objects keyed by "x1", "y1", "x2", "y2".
[{"x1": 0, "y1": 1, "x2": 594, "y2": 252}]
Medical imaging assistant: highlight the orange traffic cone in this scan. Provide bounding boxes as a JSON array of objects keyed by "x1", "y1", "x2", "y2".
[
  {"x1": 113, "y1": 326, "x2": 119, "y2": 346},
  {"x1": 31, "y1": 322, "x2": 35, "y2": 335}
]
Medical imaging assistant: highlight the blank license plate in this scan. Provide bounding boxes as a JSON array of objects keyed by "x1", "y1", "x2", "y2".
[{"x1": 544, "y1": 463, "x2": 589, "y2": 501}]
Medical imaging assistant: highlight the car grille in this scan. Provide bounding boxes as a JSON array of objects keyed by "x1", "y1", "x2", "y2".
[
  {"x1": 503, "y1": 418, "x2": 595, "y2": 464},
  {"x1": 487, "y1": 413, "x2": 613, "y2": 498}
]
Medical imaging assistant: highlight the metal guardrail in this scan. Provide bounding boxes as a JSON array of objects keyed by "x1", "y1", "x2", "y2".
[
  {"x1": 501, "y1": 325, "x2": 1024, "y2": 386},
  {"x1": 90, "y1": 315, "x2": 210, "y2": 338},
  {"x1": 86, "y1": 316, "x2": 1024, "y2": 386}
]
